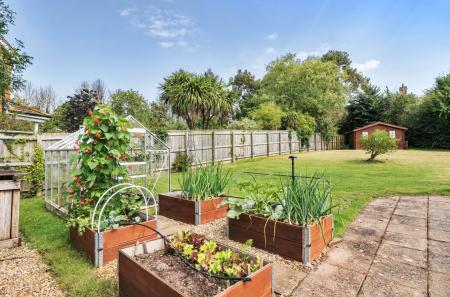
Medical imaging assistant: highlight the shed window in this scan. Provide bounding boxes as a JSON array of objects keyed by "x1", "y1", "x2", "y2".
[
  {"x1": 389, "y1": 130, "x2": 396, "y2": 138},
  {"x1": 362, "y1": 131, "x2": 368, "y2": 137}
]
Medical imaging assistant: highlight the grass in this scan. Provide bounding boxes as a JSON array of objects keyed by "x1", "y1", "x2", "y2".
[{"x1": 20, "y1": 149, "x2": 450, "y2": 296}]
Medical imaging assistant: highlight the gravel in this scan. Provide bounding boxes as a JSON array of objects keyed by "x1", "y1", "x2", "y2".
[{"x1": 0, "y1": 237, "x2": 64, "y2": 297}]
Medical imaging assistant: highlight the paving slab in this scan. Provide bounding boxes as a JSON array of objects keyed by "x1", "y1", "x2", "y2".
[
  {"x1": 428, "y1": 239, "x2": 450, "y2": 274},
  {"x1": 325, "y1": 246, "x2": 372, "y2": 273},
  {"x1": 368, "y1": 197, "x2": 399, "y2": 207},
  {"x1": 428, "y1": 219, "x2": 450, "y2": 243},
  {"x1": 393, "y1": 207, "x2": 427, "y2": 219},
  {"x1": 358, "y1": 275, "x2": 426, "y2": 297},
  {"x1": 273, "y1": 262, "x2": 306, "y2": 297},
  {"x1": 429, "y1": 271, "x2": 450, "y2": 297},
  {"x1": 290, "y1": 283, "x2": 336, "y2": 297},
  {"x1": 298, "y1": 263, "x2": 365, "y2": 297},
  {"x1": 389, "y1": 214, "x2": 427, "y2": 228},
  {"x1": 383, "y1": 231, "x2": 427, "y2": 251},
  {"x1": 338, "y1": 237, "x2": 380, "y2": 257},
  {"x1": 376, "y1": 242, "x2": 427, "y2": 268},
  {"x1": 368, "y1": 259, "x2": 427, "y2": 293},
  {"x1": 344, "y1": 226, "x2": 384, "y2": 242},
  {"x1": 386, "y1": 222, "x2": 427, "y2": 238},
  {"x1": 428, "y1": 207, "x2": 450, "y2": 222},
  {"x1": 429, "y1": 195, "x2": 450, "y2": 204}
]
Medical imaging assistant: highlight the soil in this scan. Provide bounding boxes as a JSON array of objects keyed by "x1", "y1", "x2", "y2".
[{"x1": 135, "y1": 250, "x2": 229, "y2": 297}]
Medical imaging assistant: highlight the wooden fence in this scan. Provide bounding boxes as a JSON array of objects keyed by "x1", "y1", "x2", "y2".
[{"x1": 0, "y1": 129, "x2": 345, "y2": 171}]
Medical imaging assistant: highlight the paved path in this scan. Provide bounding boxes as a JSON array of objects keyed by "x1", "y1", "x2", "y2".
[{"x1": 292, "y1": 195, "x2": 450, "y2": 297}]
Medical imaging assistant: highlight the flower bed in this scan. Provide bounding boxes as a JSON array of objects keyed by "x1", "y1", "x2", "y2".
[
  {"x1": 159, "y1": 191, "x2": 227, "y2": 225},
  {"x1": 118, "y1": 231, "x2": 273, "y2": 297},
  {"x1": 228, "y1": 214, "x2": 333, "y2": 262},
  {"x1": 69, "y1": 218, "x2": 157, "y2": 267}
]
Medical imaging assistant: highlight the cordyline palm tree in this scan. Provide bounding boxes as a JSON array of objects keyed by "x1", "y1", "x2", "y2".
[{"x1": 159, "y1": 70, "x2": 231, "y2": 129}]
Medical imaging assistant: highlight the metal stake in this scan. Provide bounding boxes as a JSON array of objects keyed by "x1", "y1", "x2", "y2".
[{"x1": 289, "y1": 155, "x2": 297, "y2": 183}]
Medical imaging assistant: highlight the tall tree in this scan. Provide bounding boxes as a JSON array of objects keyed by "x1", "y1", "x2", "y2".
[
  {"x1": 110, "y1": 89, "x2": 150, "y2": 126},
  {"x1": 160, "y1": 69, "x2": 231, "y2": 129},
  {"x1": 62, "y1": 89, "x2": 98, "y2": 132},
  {"x1": 261, "y1": 54, "x2": 348, "y2": 140},
  {"x1": 76, "y1": 79, "x2": 107, "y2": 102},
  {"x1": 321, "y1": 50, "x2": 369, "y2": 94},
  {"x1": 340, "y1": 84, "x2": 385, "y2": 133},
  {"x1": 16, "y1": 82, "x2": 57, "y2": 113},
  {"x1": 405, "y1": 73, "x2": 450, "y2": 148},
  {"x1": 381, "y1": 89, "x2": 417, "y2": 125},
  {"x1": 0, "y1": 0, "x2": 32, "y2": 113},
  {"x1": 228, "y1": 69, "x2": 261, "y2": 119}
]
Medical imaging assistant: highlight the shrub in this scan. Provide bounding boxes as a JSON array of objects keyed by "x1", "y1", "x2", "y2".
[
  {"x1": 172, "y1": 152, "x2": 193, "y2": 172},
  {"x1": 250, "y1": 103, "x2": 283, "y2": 130},
  {"x1": 361, "y1": 130, "x2": 398, "y2": 161},
  {"x1": 227, "y1": 117, "x2": 259, "y2": 130},
  {"x1": 25, "y1": 144, "x2": 45, "y2": 196}
]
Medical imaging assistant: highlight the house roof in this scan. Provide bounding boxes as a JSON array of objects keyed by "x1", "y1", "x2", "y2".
[
  {"x1": 0, "y1": 35, "x2": 13, "y2": 50},
  {"x1": 7, "y1": 102, "x2": 52, "y2": 123},
  {"x1": 351, "y1": 121, "x2": 408, "y2": 132}
]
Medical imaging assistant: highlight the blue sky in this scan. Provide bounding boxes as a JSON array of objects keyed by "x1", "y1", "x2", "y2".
[{"x1": 8, "y1": 0, "x2": 450, "y2": 103}]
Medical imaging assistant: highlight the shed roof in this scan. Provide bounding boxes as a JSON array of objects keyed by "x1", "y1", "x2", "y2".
[{"x1": 351, "y1": 121, "x2": 408, "y2": 132}]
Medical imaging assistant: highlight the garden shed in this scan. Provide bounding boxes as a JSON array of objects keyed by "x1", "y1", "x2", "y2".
[
  {"x1": 44, "y1": 116, "x2": 170, "y2": 216},
  {"x1": 346, "y1": 121, "x2": 408, "y2": 149}
]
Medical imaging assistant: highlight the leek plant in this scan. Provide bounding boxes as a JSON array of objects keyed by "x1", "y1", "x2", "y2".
[{"x1": 179, "y1": 163, "x2": 232, "y2": 201}]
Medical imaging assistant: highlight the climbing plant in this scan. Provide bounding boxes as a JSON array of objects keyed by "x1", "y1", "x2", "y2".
[
  {"x1": 67, "y1": 105, "x2": 143, "y2": 233},
  {"x1": 25, "y1": 144, "x2": 44, "y2": 196}
]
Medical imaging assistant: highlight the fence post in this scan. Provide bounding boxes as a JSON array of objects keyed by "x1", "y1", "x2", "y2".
[
  {"x1": 266, "y1": 132, "x2": 270, "y2": 157},
  {"x1": 211, "y1": 131, "x2": 215, "y2": 165},
  {"x1": 230, "y1": 131, "x2": 235, "y2": 163},
  {"x1": 184, "y1": 131, "x2": 188, "y2": 155},
  {"x1": 314, "y1": 133, "x2": 317, "y2": 151},
  {"x1": 279, "y1": 131, "x2": 282, "y2": 155},
  {"x1": 289, "y1": 131, "x2": 292, "y2": 154},
  {"x1": 250, "y1": 132, "x2": 254, "y2": 158}
]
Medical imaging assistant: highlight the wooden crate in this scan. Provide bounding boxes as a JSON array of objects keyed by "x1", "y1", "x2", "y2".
[
  {"x1": 228, "y1": 214, "x2": 333, "y2": 263},
  {"x1": 0, "y1": 171, "x2": 21, "y2": 249},
  {"x1": 159, "y1": 192, "x2": 228, "y2": 225},
  {"x1": 69, "y1": 219, "x2": 158, "y2": 267},
  {"x1": 119, "y1": 236, "x2": 273, "y2": 297}
]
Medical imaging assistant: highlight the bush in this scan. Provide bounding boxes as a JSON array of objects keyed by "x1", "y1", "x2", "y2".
[
  {"x1": 172, "y1": 152, "x2": 193, "y2": 172},
  {"x1": 227, "y1": 117, "x2": 259, "y2": 130},
  {"x1": 361, "y1": 130, "x2": 398, "y2": 161},
  {"x1": 25, "y1": 144, "x2": 45, "y2": 196},
  {"x1": 250, "y1": 103, "x2": 283, "y2": 130}
]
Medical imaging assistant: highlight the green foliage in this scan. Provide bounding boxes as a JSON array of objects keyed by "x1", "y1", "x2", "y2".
[
  {"x1": 361, "y1": 130, "x2": 398, "y2": 161},
  {"x1": 25, "y1": 144, "x2": 44, "y2": 196},
  {"x1": 41, "y1": 101, "x2": 69, "y2": 132},
  {"x1": 66, "y1": 104, "x2": 142, "y2": 233},
  {"x1": 0, "y1": 112, "x2": 33, "y2": 131},
  {"x1": 0, "y1": 0, "x2": 33, "y2": 112},
  {"x1": 110, "y1": 89, "x2": 150, "y2": 125},
  {"x1": 228, "y1": 69, "x2": 261, "y2": 119},
  {"x1": 172, "y1": 152, "x2": 193, "y2": 172},
  {"x1": 281, "y1": 111, "x2": 316, "y2": 146},
  {"x1": 224, "y1": 172, "x2": 333, "y2": 227},
  {"x1": 261, "y1": 54, "x2": 347, "y2": 137},
  {"x1": 160, "y1": 69, "x2": 232, "y2": 129},
  {"x1": 381, "y1": 90, "x2": 417, "y2": 125},
  {"x1": 227, "y1": 117, "x2": 259, "y2": 130},
  {"x1": 405, "y1": 73, "x2": 450, "y2": 149},
  {"x1": 179, "y1": 164, "x2": 232, "y2": 201},
  {"x1": 62, "y1": 90, "x2": 98, "y2": 132},
  {"x1": 170, "y1": 231, "x2": 260, "y2": 278},
  {"x1": 250, "y1": 103, "x2": 283, "y2": 130}
]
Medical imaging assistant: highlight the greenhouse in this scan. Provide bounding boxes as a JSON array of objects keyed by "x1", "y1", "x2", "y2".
[{"x1": 43, "y1": 116, "x2": 170, "y2": 216}]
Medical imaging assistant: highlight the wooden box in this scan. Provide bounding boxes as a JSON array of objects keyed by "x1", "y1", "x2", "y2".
[
  {"x1": 119, "y1": 236, "x2": 273, "y2": 297},
  {"x1": 228, "y1": 214, "x2": 333, "y2": 263},
  {"x1": 0, "y1": 171, "x2": 21, "y2": 249},
  {"x1": 69, "y1": 218, "x2": 158, "y2": 267},
  {"x1": 159, "y1": 192, "x2": 228, "y2": 225}
]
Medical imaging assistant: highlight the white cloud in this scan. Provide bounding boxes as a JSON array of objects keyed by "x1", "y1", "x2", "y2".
[
  {"x1": 297, "y1": 44, "x2": 330, "y2": 60},
  {"x1": 120, "y1": 8, "x2": 135, "y2": 17},
  {"x1": 266, "y1": 32, "x2": 278, "y2": 40},
  {"x1": 120, "y1": 5, "x2": 198, "y2": 50},
  {"x1": 265, "y1": 47, "x2": 275, "y2": 54},
  {"x1": 354, "y1": 59, "x2": 381, "y2": 72}
]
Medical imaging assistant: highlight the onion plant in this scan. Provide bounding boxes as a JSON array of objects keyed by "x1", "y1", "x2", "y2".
[
  {"x1": 276, "y1": 172, "x2": 333, "y2": 226},
  {"x1": 179, "y1": 163, "x2": 232, "y2": 201}
]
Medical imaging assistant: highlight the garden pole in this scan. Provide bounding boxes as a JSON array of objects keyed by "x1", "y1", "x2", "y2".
[{"x1": 289, "y1": 155, "x2": 297, "y2": 183}]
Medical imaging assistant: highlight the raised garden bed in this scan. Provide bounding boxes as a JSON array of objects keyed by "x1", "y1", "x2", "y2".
[
  {"x1": 119, "y1": 233, "x2": 273, "y2": 297},
  {"x1": 69, "y1": 218, "x2": 158, "y2": 267},
  {"x1": 159, "y1": 191, "x2": 228, "y2": 225},
  {"x1": 228, "y1": 214, "x2": 333, "y2": 263}
]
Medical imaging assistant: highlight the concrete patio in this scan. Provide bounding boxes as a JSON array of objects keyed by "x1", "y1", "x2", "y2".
[{"x1": 292, "y1": 195, "x2": 450, "y2": 297}]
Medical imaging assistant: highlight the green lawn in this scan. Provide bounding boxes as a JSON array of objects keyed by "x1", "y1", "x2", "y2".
[{"x1": 20, "y1": 149, "x2": 450, "y2": 296}]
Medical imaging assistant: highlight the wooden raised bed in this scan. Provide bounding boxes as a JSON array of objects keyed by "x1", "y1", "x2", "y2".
[
  {"x1": 228, "y1": 214, "x2": 333, "y2": 263},
  {"x1": 159, "y1": 191, "x2": 227, "y2": 225},
  {"x1": 119, "y1": 236, "x2": 273, "y2": 297},
  {"x1": 69, "y1": 218, "x2": 158, "y2": 267},
  {"x1": 0, "y1": 171, "x2": 21, "y2": 249}
]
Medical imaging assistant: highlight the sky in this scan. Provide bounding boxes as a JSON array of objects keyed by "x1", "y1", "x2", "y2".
[{"x1": 7, "y1": 0, "x2": 450, "y2": 103}]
